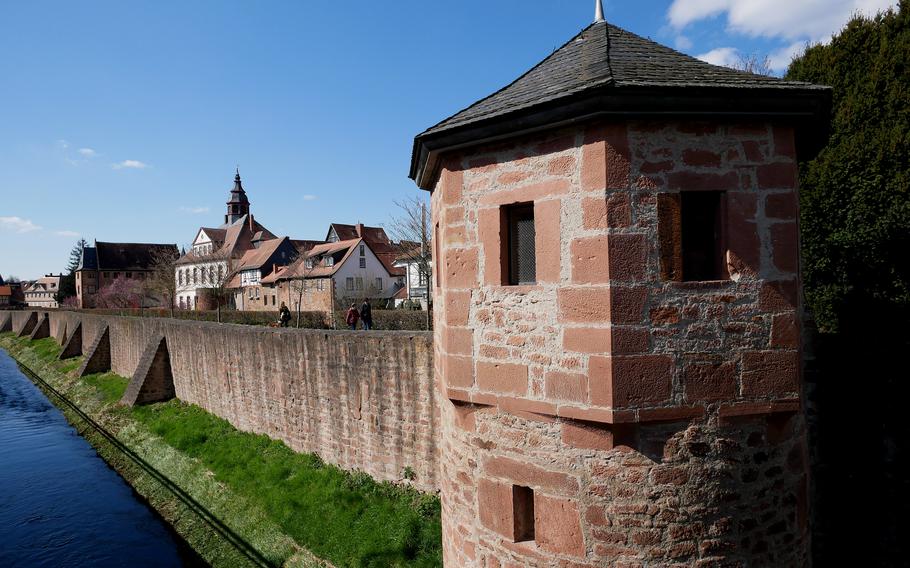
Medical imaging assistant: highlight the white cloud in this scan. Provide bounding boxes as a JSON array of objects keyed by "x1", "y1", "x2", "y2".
[
  {"x1": 54, "y1": 230, "x2": 80, "y2": 237},
  {"x1": 696, "y1": 46, "x2": 740, "y2": 67},
  {"x1": 0, "y1": 216, "x2": 42, "y2": 233},
  {"x1": 112, "y1": 159, "x2": 149, "y2": 169},
  {"x1": 78, "y1": 148, "x2": 97, "y2": 158},
  {"x1": 178, "y1": 206, "x2": 210, "y2": 214},
  {"x1": 669, "y1": 0, "x2": 898, "y2": 42},
  {"x1": 769, "y1": 41, "x2": 807, "y2": 71},
  {"x1": 302, "y1": 194, "x2": 318, "y2": 201},
  {"x1": 675, "y1": 35, "x2": 694, "y2": 50},
  {"x1": 56, "y1": 139, "x2": 69, "y2": 149}
]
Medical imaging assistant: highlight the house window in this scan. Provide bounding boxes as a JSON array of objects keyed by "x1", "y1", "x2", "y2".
[
  {"x1": 658, "y1": 192, "x2": 727, "y2": 281},
  {"x1": 375, "y1": 278, "x2": 383, "y2": 291},
  {"x1": 355, "y1": 277, "x2": 363, "y2": 291},
  {"x1": 512, "y1": 486, "x2": 535, "y2": 542},
  {"x1": 418, "y1": 270, "x2": 427, "y2": 286},
  {"x1": 305, "y1": 259, "x2": 314, "y2": 269},
  {"x1": 326, "y1": 256, "x2": 334, "y2": 267},
  {"x1": 202, "y1": 268, "x2": 207, "y2": 284},
  {"x1": 360, "y1": 244, "x2": 365, "y2": 257},
  {"x1": 272, "y1": 295, "x2": 276, "y2": 306},
  {"x1": 255, "y1": 288, "x2": 260, "y2": 300},
  {"x1": 359, "y1": 258, "x2": 366, "y2": 268},
  {"x1": 193, "y1": 268, "x2": 198, "y2": 284},
  {"x1": 505, "y1": 203, "x2": 536, "y2": 285},
  {"x1": 346, "y1": 277, "x2": 354, "y2": 291},
  {"x1": 249, "y1": 288, "x2": 254, "y2": 299}
]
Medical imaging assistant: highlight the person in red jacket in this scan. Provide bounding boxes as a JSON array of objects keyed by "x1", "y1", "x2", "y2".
[{"x1": 345, "y1": 303, "x2": 360, "y2": 330}]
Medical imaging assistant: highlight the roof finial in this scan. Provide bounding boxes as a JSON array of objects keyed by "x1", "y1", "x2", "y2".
[{"x1": 594, "y1": 0, "x2": 604, "y2": 23}]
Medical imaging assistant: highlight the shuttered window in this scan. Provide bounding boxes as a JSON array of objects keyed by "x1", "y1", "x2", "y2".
[{"x1": 506, "y1": 203, "x2": 536, "y2": 285}]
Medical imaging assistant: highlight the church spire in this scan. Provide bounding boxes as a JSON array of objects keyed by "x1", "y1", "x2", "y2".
[{"x1": 225, "y1": 169, "x2": 250, "y2": 224}]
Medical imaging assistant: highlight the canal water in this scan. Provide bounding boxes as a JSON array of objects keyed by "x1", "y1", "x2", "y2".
[{"x1": 0, "y1": 349, "x2": 195, "y2": 567}]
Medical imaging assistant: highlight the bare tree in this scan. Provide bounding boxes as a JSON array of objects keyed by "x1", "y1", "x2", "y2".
[
  {"x1": 145, "y1": 247, "x2": 181, "y2": 316},
  {"x1": 731, "y1": 53, "x2": 774, "y2": 76},
  {"x1": 388, "y1": 196, "x2": 432, "y2": 329},
  {"x1": 286, "y1": 255, "x2": 321, "y2": 328},
  {"x1": 204, "y1": 250, "x2": 234, "y2": 323}
]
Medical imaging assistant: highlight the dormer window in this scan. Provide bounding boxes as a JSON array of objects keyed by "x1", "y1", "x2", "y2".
[
  {"x1": 305, "y1": 259, "x2": 314, "y2": 270},
  {"x1": 325, "y1": 256, "x2": 334, "y2": 267}
]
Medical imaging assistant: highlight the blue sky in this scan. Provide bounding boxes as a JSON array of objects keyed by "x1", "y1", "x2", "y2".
[{"x1": 1, "y1": 0, "x2": 896, "y2": 279}]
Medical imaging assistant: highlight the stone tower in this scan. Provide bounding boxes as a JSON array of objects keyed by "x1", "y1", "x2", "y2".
[
  {"x1": 225, "y1": 169, "x2": 250, "y2": 224},
  {"x1": 410, "y1": 18, "x2": 830, "y2": 567}
]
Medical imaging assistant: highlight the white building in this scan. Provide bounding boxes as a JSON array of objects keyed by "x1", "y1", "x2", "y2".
[
  {"x1": 23, "y1": 274, "x2": 62, "y2": 308},
  {"x1": 392, "y1": 251, "x2": 432, "y2": 308},
  {"x1": 174, "y1": 171, "x2": 276, "y2": 309},
  {"x1": 263, "y1": 224, "x2": 406, "y2": 306}
]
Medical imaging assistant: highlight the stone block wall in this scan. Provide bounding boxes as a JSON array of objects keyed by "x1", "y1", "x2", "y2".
[
  {"x1": 430, "y1": 121, "x2": 807, "y2": 566},
  {"x1": 435, "y1": 121, "x2": 800, "y2": 419},
  {"x1": 23, "y1": 310, "x2": 438, "y2": 492}
]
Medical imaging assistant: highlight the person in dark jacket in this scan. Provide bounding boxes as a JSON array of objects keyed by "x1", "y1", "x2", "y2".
[
  {"x1": 360, "y1": 299, "x2": 373, "y2": 330},
  {"x1": 345, "y1": 303, "x2": 360, "y2": 330},
  {"x1": 278, "y1": 302, "x2": 291, "y2": 327}
]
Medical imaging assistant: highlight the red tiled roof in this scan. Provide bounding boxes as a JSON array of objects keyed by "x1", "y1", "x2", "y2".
[{"x1": 0, "y1": 285, "x2": 12, "y2": 296}]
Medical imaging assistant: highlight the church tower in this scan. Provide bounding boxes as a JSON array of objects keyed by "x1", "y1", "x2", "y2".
[{"x1": 225, "y1": 169, "x2": 250, "y2": 224}]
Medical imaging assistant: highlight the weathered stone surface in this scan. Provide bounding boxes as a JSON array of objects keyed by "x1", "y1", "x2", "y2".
[
  {"x1": 16, "y1": 312, "x2": 37, "y2": 337},
  {"x1": 77, "y1": 325, "x2": 111, "y2": 376},
  {"x1": 0, "y1": 313, "x2": 12, "y2": 333},
  {"x1": 59, "y1": 322, "x2": 82, "y2": 360},
  {"x1": 431, "y1": 121, "x2": 807, "y2": 566},
  {"x1": 121, "y1": 335, "x2": 175, "y2": 406},
  {"x1": 35, "y1": 310, "x2": 438, "y2": 492},
  {"x1": 29, "y1": 314, "x2": 50, "y2": 340}
]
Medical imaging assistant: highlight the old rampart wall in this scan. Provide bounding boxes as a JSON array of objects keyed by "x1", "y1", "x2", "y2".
[{"x1": 8, "y1": 310, "x2": 438, "y2": 491}]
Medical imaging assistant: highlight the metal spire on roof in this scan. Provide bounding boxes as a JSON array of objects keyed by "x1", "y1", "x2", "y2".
[{"x1": 594, "y1": 0, "x2": 604, "y2": 23}]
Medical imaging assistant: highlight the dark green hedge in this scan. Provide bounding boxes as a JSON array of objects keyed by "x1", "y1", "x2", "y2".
[{"x1": 786, "y1": 1, "x2": 910, "y2": 334}]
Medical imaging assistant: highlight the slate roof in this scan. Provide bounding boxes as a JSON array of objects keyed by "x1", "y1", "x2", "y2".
[
  {"x1": 92, "y1": 242, "x2": 179, "y2": 271},
  {"x1": 422, "y1": 21, "x2": 823, "y2": 137},
  {"x1": 78, "y1": 246, "x2": 98, "y2": 270},
  {"x1": 411, "y1": 20, "x2": 831, "y2": 188}
]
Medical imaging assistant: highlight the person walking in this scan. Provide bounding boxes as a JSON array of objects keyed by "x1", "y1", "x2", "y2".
[
  {"x1": 360, "y1": 298, "x2": 373, "y2": 331},
  {"x1": 345, "y1": 303, "x2": 360, "y2": 330},
  {"x1": 278, "y1": 302, "x2": 291, "y2": 327}
]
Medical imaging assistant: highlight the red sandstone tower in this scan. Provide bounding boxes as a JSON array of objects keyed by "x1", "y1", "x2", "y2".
[{"x1": 410, "y1": 14, "x2": 830, "y2": 567}]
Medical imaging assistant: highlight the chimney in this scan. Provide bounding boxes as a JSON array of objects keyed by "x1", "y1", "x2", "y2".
[{"x1": 356, "y1": 223, "x2": 364, "y2": 237}]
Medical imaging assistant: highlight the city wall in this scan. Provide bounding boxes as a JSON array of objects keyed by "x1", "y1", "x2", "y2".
[{"x1": 7, "y1": 310, "x2": 438, "y2": 491}]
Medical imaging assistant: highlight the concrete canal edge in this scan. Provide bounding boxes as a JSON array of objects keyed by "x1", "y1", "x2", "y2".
[{"x1": 1, "y1": 337, "x2": 329, "y2": 568}]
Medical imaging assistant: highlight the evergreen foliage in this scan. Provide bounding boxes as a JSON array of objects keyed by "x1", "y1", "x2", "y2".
[
  {"x1": 56, "y1": 238, "x2": 87, "y2": 303},
  {"x1": 785, "y1": 1, "x2": 910, "y2": 334}
]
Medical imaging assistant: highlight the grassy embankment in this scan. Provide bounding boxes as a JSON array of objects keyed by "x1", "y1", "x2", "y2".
[{"x1": 0, "y1": 333, "x2": 442, "y2": 568}]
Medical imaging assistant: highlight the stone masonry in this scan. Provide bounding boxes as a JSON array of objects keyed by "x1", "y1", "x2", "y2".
[
  {"x1": 411, "y1": 16, "x2": 828, "y2": 567},
  {"x1": 11, "y1": 310, "x2": 438, "y2": 493},
  {"x1": 121, "y1": 335, "x2": 176, "y2": 406},
  {"x1": 426, "y1": 122, "x2": 808, "y2": 566}
]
